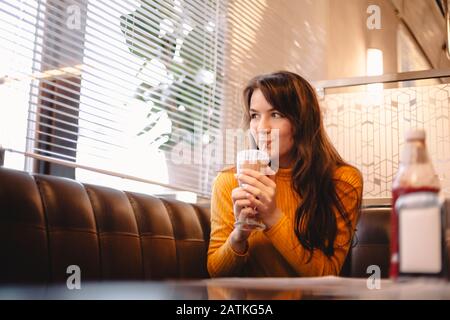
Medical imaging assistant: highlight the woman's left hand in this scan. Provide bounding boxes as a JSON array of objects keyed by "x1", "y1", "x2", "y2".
[{"x1": 236, "y1": 168, "x2": 283, "y2": 229}]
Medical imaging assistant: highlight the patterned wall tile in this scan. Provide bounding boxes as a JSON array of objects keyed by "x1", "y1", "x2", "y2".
[{"x1": 321, "y1": 84, "x2": 450, "y2": 198}]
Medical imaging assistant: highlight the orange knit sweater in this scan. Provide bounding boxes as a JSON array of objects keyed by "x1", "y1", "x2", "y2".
[{"x1": 207, "y1": 165, "x2": 363, "y2": 277}]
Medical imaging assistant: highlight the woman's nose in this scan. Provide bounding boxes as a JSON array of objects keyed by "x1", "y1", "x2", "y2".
[{"x1": 257, "y1": 116, "x2": 271, "y2": 132}]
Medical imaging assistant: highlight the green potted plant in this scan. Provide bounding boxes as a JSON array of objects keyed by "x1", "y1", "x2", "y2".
[{"x1": 120, "y1": 0, "x2": 221, "y2": 154}]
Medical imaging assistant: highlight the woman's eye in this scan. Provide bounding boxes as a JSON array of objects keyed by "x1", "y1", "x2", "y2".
[
  {"x1": 250, "y1": 113, "x2": 259, "y2": 119},
  {"x1": 272, "y1": 112, "x2": 283, "y2": 118}
]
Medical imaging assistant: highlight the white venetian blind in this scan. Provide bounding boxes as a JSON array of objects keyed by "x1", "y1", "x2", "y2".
[{"x1": 0, "y1": 0, "x2": 227, "y2": 199}]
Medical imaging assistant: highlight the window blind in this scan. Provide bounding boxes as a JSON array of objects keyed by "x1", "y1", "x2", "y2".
[{"x1": 0, "y1": 0, "x2": 230, "y2": 199}]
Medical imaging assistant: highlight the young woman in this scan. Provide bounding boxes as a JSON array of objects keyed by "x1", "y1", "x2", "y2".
[{"x1": 207, "y1": 71, "x2": 363, "y2": 277}]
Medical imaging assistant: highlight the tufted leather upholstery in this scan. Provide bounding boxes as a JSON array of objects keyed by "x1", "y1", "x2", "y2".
[
  {"x1": 0, "y1": 167, "x2": 210, "y2": 284},
  {"x1": 346, "y1": 207, "x2": 391, "y2": 278},
  {"x1": 0, "y1": 167, "x2": 391, "y2": 283}
]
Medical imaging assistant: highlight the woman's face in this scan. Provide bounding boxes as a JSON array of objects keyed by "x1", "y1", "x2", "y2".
[{"x1": 249, "y1": 89, "x2": 295, "y2": 168}]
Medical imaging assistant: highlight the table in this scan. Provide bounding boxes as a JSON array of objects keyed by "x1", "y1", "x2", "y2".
[{"x1": 1, "y1": 276, "x2": 450, "y2": 299}]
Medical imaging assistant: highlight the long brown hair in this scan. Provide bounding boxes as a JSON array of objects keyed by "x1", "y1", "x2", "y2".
[{"x1": 242, "y1": 71, "x2": 359, "y2": 259}]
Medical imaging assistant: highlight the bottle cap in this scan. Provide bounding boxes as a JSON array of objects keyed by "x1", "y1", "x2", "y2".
[{"x1": 405, "y1": 128, "x2": 426, "y2": 141}]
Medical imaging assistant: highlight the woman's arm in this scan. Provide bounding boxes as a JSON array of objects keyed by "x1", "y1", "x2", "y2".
[
  {"x1": 207, "y1": 172, "x2": 248, "y2": 277},
  {"x1": 263, "y1": 169, "x2": 363, "y2": 276}
]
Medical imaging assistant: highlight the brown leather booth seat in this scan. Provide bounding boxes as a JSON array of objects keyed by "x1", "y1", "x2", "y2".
[
  {"x1": 0, "y1": 167, "x2": 391, "y2": 283},
  {"x1": 348, "y1": 207, "x2": 391, "y2": 278}
]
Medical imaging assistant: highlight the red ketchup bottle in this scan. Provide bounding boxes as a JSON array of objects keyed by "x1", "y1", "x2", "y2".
[{"x1": 390, "y1": 128, "x2": 441, "y2": 279}]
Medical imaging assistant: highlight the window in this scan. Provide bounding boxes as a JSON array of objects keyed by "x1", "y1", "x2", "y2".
[
  {"x1": 1, "y1": 0, "x2": 226, "y2": 200},
  {"x1": 0, "y1": 0, "x2": 41, "y2": 170}
]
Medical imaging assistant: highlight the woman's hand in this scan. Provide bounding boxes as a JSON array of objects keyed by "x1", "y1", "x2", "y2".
[
  {"x1": 229, "y1": 186, "x2": 256, "y2": 251},
  {"x1": 236, "y1": 168, "x2": 282, "y2": 229}
]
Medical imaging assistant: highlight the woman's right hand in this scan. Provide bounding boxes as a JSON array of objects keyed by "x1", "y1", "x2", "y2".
[{"x1": 230, "y1": 186, "x2": 255, "y2": 246}]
